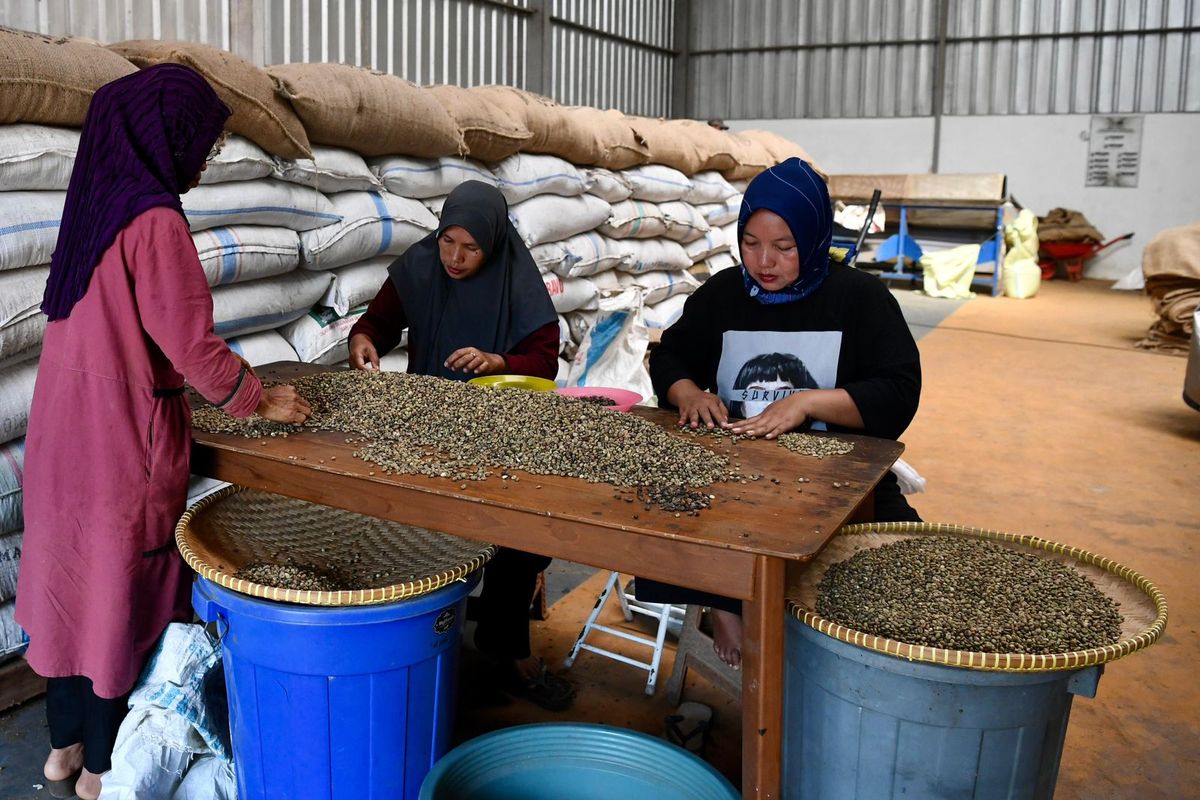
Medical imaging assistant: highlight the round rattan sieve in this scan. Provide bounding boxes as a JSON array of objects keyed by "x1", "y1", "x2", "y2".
[
  {"x1": 787, "y1": 521, "x2": 1167, "y2": 673},
  {"x1": 176, "y1": 486, "x2": 496, "y2": 607}
]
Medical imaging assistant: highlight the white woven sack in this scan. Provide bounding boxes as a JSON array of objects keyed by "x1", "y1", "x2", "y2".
[
  {"x1": 274, "y1": 145, "x2": 382, "y2": 193},
  {"x1": 319, "y1": 257, "x2": 391, "y2": 316},
  {"x1": 683, "y1": 171, "x2": 739, "y2": 205},
  {"x1": 299, "y1": 190, "x2": 437, "y2": 270},
  {"x1": 542, "y1": 274, "x2": 599, "y2": 314},
  {"x1": 0, "y1": 266, "x2": 48, "y2": 362},
  {"x1": 378, "y1": 349, "x2": 409, "y2": 373},
  {"x1": 423, "y1": 196, "x2": 447, "y2": 218},
  {"x1": 555, "y1": 357, "x2": 570, "y2": 387},
  {"x1": 0, "y1": 124, "x2": 78, "y2": 191},
  {"x1": 707, "y1": 252, "x2": 740, "y2": 275},
  {"x1": 0, "y1": 191, "x2": 64, "y2": 271},
  {"x1": 613, "y1": 239, "x2": 692, "y2": 275},
  {"x1": 564, "y1": 310, "x2": 597, "y2": 346},
  {"x1": 590, "y1": 270, "x2": 623, "y2": 296},
  {"x1": 279, "y1": 306, "x2": 367, "y2": 364},
  {"x1": 643, "y1": 292, "x2": 689, "y2": 331},
  {"x1": 210, "y1": 271, "x2": 331, "y2": 339},
  {"x1": 370, "y1": 156, "x2": 496, "y2": 199},
  {"x1": 492, "y1": 153, "x2": 590, "y2": 205},
  {"x1": 183, "y1": 180, "x2": 339, "y2": 232},
  {"x1": 696, "y1": 195, "x2": 742, "y2": 228},
  {"x1": 191, "y1": 226, "x2": 300, "y2": 287},
  {"x1": 200, "y1": 136, "x2": 273, "y2": 185},
  {"x1": 620, "y1": 164, "x2": 692, "y2": 203},
  {"x1": 556, "y1": 315, "x2": 571, "y2": 355},
  {"x1": 598, "y1": 200, "x2": 671, "y2": 240},
  {"x1": 0, "y1": 600, "x2": 25, "y2": 663},
  {"x1": 566, "y1": 288, "x2": 652, "y2": 399},
  {"x1": 0, "y1": 530, "x2": 18, "y2": 603},
  {"x1": 0, "y1": 359, "x2": 37, "y2": 446},
  {"x1": 723, "y1": 222, "x2": 740, "y2": 256},
  {"x1": 532, "y1": 233, "x2": 629, "y2": 278},
  {"x1": 659, "y1": 201, "x2": 711, "y2": 243},
  {"x1": 685, "y1": 227, "x2": 730, "y2": 263},
  {"x1": 584, "y1": 168, "x2": 633, "y2": 203},
  {"x1": 0, "y1": 438, "x2": 23, "y2": 536},
  {"x1": 226, "y1": 330, "x2": 298, "y2": 367},
  {"x1": 510, "y1": 194, "x2": 611, "y2": 248},
  {"x1": 617, "y1": 269, "x2": 701, "y2": 305}
]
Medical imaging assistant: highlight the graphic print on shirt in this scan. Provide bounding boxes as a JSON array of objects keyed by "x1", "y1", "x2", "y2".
[{"x1": 716, "y1": 330, "x2": 843, "y2": 428}]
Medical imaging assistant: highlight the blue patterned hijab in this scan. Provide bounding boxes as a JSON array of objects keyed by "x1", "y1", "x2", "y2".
[{"x1": 737, "y1": 158, "x2": 833, "y2": 305}]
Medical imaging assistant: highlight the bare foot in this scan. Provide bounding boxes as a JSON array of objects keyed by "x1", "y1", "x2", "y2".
[
  {"x1": 710, "y1": 609, "x2": 743, "y2": 669},
  {"x1": 512, "y1": 654, "x2": 543, "y2": 682},
  {"x1": 44, "y1": 743, "x2": 83, "y2": 781},
  {"x1": 75, "y1": 768, "x2": 104, "y2": 800}
]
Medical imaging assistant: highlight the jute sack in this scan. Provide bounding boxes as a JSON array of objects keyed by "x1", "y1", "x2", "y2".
[
  {"x1": 0, "y1": 124, "x2": 78, "y2": 191},
  {"x1": 299, "y1": 190, "x2": 437, "y2": 271},
  {"x1": 210, "y1": 270, "x2": 331, "y2": 339},
  {"x1": 683, "y1": 171, "x2": 739, "y2": 205},
  {"x1": 0, "y1": 438, "x2": 23, "y2": 536},
  {"x1": 268, "y1": 63, "x2": 461, "y2": 158},
  {"x1": 183, "y1": 180, "x2": 339, "y2": 232},
  {"x1": 598, "y1": 200, "x2": 671, "y2": 240},
  {"x1": 565, "y1": 107, "x2": 650, "y2": 170},
  {"x1": 108, "y1": 40, "x2": 311, "y2": 159},
  {"x1": 425, "y1": 84, "x2": 531, "y2": 164},
  {"x1": 626, "y1": 117, "x2": 705, "y2": 176},
  {"x1": 491, "y1": 153, "x2": 590, "y2": 205},
  {"x1": 532, "y1": 233, "x2": 630, "y2": 279},
  {"x1": 319, "y1": 257, "x2": 391, "y2": 316},
  {"x1": 274, "y1": 146, "x2": 381, "y2": 194},
  {"x1": 584, "y1": 168, "x2": 633, "y2": 203},
  {"x1": 0, "y1": 191, "x2": 64, "y2": 271},
  {"x1": 722, "y1": 133, "x2": 776, "y2": 181},
  {"x1": 0, "y1": 266, "x2": 48, "y2": 362},
  {"x1": 370, "y1": 156, "x2": 496, "y2": 200},
  {"x1": 509, "y1": 194, "x2": 612, "y2": 248},
  {"x1": 676, "y1": 121, "x2": 740, "y2": 173},
  {"x1": 472, "y1": 85, "x2": 566, "y2": 155},
  {"x1": 226, "y1": 330, "x2": 298, "y2": 367},
  {"x1": 191, "y1": 226, "x2": 300, "y2": 287},
  {"x1": 659, "y1": 201, "x2": 712, "y2": 243},
  {"x1": 0, "y1": 359, "x2": 37, "y2": 446},
  {"x1": 613, "y1": 238, "x2": 692, "y2": 275},
  {"x1": 739, "y1": 129, "x2": 826, "y2": 179},
  {"x1": 0, "y1": 28, "x2": 136, "y2": 126},
  {"x1": 200, "y1": 135, "x2": 274, "y2": 185}
]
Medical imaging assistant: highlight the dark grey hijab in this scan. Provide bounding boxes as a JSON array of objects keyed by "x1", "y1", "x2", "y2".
[{"x1": 388, "y1": 181, "x2": 557, "y2": 381}]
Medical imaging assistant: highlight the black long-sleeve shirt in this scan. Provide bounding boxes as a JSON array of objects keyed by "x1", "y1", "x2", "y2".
[{"x1": 649, "y1": 264, "x2": 921, "y2": 441}]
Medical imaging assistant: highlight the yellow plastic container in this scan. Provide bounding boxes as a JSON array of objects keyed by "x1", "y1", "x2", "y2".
[{"x1": 468, "y1": 374, "x2": 557, "y2": 392}]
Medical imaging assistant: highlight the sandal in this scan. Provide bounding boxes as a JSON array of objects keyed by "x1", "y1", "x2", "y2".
[
  {"x1": 503, "y1": 661, "x2": 576, "y2": 712},
  {"x1": 664, "y1": 701, "x2": 713, "y2": 756}
]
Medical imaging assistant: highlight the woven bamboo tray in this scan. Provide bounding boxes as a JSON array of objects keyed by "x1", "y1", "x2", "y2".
[
  {"x1": 176, "y1": 486, "x2": 496, "y2": 607},
  {"x1": 787, "y1": 521, "x2": 1167, "y2": 673}
]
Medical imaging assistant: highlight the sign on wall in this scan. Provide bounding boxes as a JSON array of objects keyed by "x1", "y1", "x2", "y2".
[{"x1": 1085, "y1": 115, "x2": 1143, "y2": 188}]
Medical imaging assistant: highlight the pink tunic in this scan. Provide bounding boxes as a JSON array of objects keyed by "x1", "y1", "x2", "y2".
[{"x1": 15, "y1": 208, "x2": 262, "y2": 698}]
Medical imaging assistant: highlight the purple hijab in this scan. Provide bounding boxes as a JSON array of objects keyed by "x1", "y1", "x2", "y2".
[{"x1": 41, "y1": 64, "x2": 231, "y2": 320}]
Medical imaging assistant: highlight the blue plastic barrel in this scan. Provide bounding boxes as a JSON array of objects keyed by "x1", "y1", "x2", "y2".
[
  {"x1": 783, "y1": 614, "x2": 1101, "y2": 799},
  {"x1": 193, "y1": 572, "x2": 480, "y2": 800},
  {"x1": 419, "y1": 723, "x2": 739, "y2": 800}
]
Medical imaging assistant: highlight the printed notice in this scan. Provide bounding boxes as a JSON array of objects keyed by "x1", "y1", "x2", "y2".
[{"x1": 1086, "y1": 115, "x2": 1142, "y2": 188}]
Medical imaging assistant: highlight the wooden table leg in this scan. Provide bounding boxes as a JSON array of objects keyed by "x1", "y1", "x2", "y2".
[{"x1": 742, "y1": 555, "x2": 786, "y2": 799}]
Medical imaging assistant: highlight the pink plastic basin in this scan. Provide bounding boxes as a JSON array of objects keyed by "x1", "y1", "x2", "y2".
[{"x1": 554, "y1": 386, "x2": 643, "y2": 413}]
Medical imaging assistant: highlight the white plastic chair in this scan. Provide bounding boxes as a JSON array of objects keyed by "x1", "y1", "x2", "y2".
[{"x1": 562, "y1": 572, "x2": 684, "y2": 695}]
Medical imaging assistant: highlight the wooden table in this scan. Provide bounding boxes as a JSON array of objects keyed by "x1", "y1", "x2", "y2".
[{"x1": 189, "y1": 362, "x2": 903, "y2": 799}]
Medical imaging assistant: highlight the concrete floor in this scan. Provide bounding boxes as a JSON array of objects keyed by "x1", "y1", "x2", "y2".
[{"x1": 3, "y1": 279, "x2": 1194, "y2": 799}]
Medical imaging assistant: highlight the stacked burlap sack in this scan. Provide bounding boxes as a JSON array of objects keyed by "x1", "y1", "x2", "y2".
[
  {"x1": 0, "y1": 29, "x2": 821, "y2": 609},
  {"x1": 1136, "y1": 222, "x2": 1200, "y2": 354}
]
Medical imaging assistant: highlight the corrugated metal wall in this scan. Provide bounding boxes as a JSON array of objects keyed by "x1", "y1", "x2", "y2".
[
  {"x1": 1, "y1": 0, "x2": 676, "y2": 116},
  {"x1": 688, "y1": 0, "x2": 1200, "y2": 118}
]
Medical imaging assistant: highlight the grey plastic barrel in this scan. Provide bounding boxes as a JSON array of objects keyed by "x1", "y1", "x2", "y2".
[{"x1": 783, "y1": 614, "x2": 1101, "y2": 799}]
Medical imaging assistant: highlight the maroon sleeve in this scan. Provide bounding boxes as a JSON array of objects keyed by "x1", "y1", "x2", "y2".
[
  {"x1": 348, "y1": 279, "x2": 408, "y2": 356},
  {"x1": 503, "y1": 321, "x2": 560, "y2": 380}
]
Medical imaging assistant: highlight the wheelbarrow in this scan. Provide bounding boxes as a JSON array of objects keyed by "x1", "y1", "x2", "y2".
[{"x1": 1039, "y1": 232, "x2": 1133, "y2": 281}]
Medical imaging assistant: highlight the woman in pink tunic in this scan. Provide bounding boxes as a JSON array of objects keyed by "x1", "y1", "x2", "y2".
[{"x1": 15, "y1": 64, "x2": 310, "y2": 800}]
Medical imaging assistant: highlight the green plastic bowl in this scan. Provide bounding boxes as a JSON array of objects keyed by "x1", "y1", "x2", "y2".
[{"x1": 468, "y1": 374, "x2": 557, "y2": 392}]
